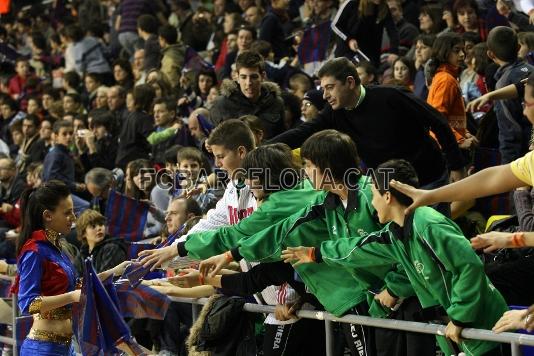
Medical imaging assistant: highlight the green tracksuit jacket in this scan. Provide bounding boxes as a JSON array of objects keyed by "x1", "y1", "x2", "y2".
[
  {"x1": 179, "y1": 179, "x2": 324, "y2": 259},
  {"x1": 232, "y1": 176, "x2": 414, "y2": 317},
  {"x1": 316, "y1": 206, "x2": 509, "y2": 355}
]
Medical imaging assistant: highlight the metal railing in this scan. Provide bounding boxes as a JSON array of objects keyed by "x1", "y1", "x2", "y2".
[{"x1": 169, "y1": 296, "x2": 534, "y2": 356}]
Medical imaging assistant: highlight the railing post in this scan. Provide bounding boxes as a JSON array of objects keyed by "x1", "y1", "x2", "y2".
[
  {"x1": 510, "y1": 342, "x2": 521, "y2": 356},
  {"x1": 324, "y1": 319, "x2": 334, "y2": 356}
]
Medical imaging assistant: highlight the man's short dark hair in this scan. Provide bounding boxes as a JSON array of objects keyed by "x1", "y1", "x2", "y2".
[
  {"x1": 318, "y1": 57, "x2": 361, "y2": 86},
  {"x1": 250, "y1": 40, "x2": 272, "y2": 58},
  {"x1": 65, "y1": 92, "x2": 82, "y2": 104},
  {"x1": 177, "y1": 147, "x2": 204, "y2": 165},
  {"x1": 158, "y1": 25, "x2": 178, "y2": 45},
  {"x1": 64, "y1": 24, "x2": 84, "y2": 42},
  {"x1": 373, "y1": 159, "x2": 419, "y2": 207},
  {"x1": 207, "y1": 119, "x2": 255, "y2": 151},
  {"x1": 64, "y1": 71, "x2": 81, "y2": 89},
  {"x1": 23, "y1": 114, "x2": 40, "y2": 128},
  {"x1": 235, "y1": 51, "x2": 265, "y2": 73},
  {"x1": 171, "y1": 196, "x2": 202, "y2": 217},
  {"x1": 137, "y1": 14, "x2": 158, "y2": 34},
  {"x1": 153, "y1": 97, "x2": 176, "y2": 112},
  {"x1": 301, "y1": 129, "x2": 361, "y2": 183},
  {"x1": 91, "y1": 112, "x2": 113, "y2": 132},
  {"x1": 242, "y1": 143, "x2": 299, "y2": 192},
  {"x1": 164, "y1": 145, "x2": 183, "y2": 165},
  {"x1": 487, "y1": 26, "x2": 518, "y2": 63},
  {"x1": 52, "y1": 120, "x2": 74, "y2": 134}
]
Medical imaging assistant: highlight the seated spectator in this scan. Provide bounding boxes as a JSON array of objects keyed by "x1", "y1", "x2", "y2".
[
  {"x1": 43, "y1": 120, "x2": 89, "y2": 214},
  {"x1": 38, "y1": 119, "x2": 53, "y2": 153},
  {"x1": 418, "y1": 5, "x2": 446, "y2": 35},
  {"x1": 413, "y1": 34, "x2": 435, "y2": 100},
  {"x1": 148, "y1": 98, "x2": 194, "y2": 165},
  {"x1": 301, "y1": 89, "x2": 326, "y2": 122},
  {"x1": 112, "y1": 59, "x2": 134, "y2": 90},
  {"x1": 386, "y1": 0, "x2": 419, "y2": 51},
  {"x1": 288, "y1": 72, "x2": 313, "y2": 99},
  {"x1": 452, "y1": 0, "x2": 488, "y2": 40},
  {"x1": 518, "y1": 32, "x2": 534, "y2": 65},
  {"x1": 9, "y1": 121, "x2": 24, "y2": 158},
  {"x1": 63, "y1": 93, "x2": 84, "y2": 116},
  {"x1": 187, "y1": 108, "x2": 213, "y2": 151},
  {"x1": 390, "y1": 57, "x2": 415, "y2": 90},
  {"x1": 281, "y1": 91, "x2": 302, "y2": 129},
  {"x1": 18, "y1": 114, "x2": 46, "y2": 174},
  {"x1": 115, "y1": 84, "x2": 155, "y2": 170},
  {"x1": 0, "y1": 157, "x2": 26, "y2": 208},
  {"x1": 8, "y1": 58, "x2": 38, "y2": 108},
  {"x1": 62, "y1": 24, "x2": 111, "y2": 78},
  {"x1": 259, "y1": 0, "x2": 293, "y2": 61},
  {"x1": 26, "y1": 95, "x2": 44, "y2": 120},
  {"x1": 107, "y1": 85, "x2": 128, "y2": 136},
  {"x1": 95, "y1": 86, "x2": 110, "y2": 110},
  {"x1": 137, "y1": 14, "x2": 161, "y2": 72},
  {"x1": 211, "y1": 51, "x2": 285, "y2": 139},
  {"x1": 63, "y1": 70, "x2": 82, "y2": 95},
  {"x1": 176, "y1": 147, "x2": 217, "y2": 213},
  {"x1": 158, "y1": 25, "x2": 186, "y2": 89},
  {"x1": 76, "y1": 209, "x2": 127, "y2": 273},
  {"x1": 222, "y1": 25, "x2": 256, "y2": 79},
  {"x1": 356, "y1": 61, "x2": 378, "y2": 85},
  {"x1": 83, "y1": 73, "x2": 102, "y2": 110},
  {"x1": 79, "y1": 112, "x2": 118, "y2": 170},
  {"x1": 85, "y1": 167, "x2": 123, "y2": 215}
]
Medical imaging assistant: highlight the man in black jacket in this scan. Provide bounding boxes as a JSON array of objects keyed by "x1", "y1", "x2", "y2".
[
  {"x1": 271, "y1": 57, "x2": 465, "y2": 194},
  {"x1": 210, "y1": 51, "x2": 285, "y2": 139}
]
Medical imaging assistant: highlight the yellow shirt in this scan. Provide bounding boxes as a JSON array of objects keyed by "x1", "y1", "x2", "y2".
[{"x1": 510, "y1": 150, "x2": 534, "y2": 185}]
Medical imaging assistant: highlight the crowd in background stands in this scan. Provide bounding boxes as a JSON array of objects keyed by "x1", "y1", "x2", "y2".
[{"x1": 1, "y1": 0, "x2": 534, "y2": 354}]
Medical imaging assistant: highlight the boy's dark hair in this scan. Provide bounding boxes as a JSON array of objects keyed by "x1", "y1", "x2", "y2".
[
  {"x1": 301, "y1": 129, "x2": 361, "y2": 183},
  {"x1": 415, "y1": 33, "x2": 436, "y2": 47},
  {"x1": 373, "y1": 159, "x2": 419, "y2": 207},
  {"x1": 164, "y1": 145, "x2": 183, "y2": 165},
  {"x1": 64, "y1": 71, "x2": 81, "y2": 90},
  {"x1": 250, "y1": 40, "x2": 272, "y2": 58},
  {"x1": 52, "y1": 120, "x2": 74, "y2": 134},
  {"x1": 91, "y1": 112, "x2": 113, "y2": 132},
  {"x1": 518, "y1": 32, "x2": 534, "y2": 51},
  {"x1": 137, "y1": 14, "x2": 158, "y2": 34},
  {"x1": 65, "y1": 92, "x2": 82, "y2": 104},
  {"x1": 452, "y1": 0, "x2": 479, "y2": 17},
  {"x1": 318, "y1": 57, "x2": 361, "y2": 86},
  {"x1": 153, "y1": 97, "x2": 176, "y2": 113},
  {"x1": 64, "y1": 24, "x2": 85, "y2": 42},
  {"x1": 237, "y1": 25, "x2": 257, "y2": 41},
  {"x1": 85, "y1": 72, "x2": 102, "y2": 85},
  {"x1": 242, "y1": 143, "x2": 299, "y2": 193},
  {"x1": 9, "y1": 120, "x2": 22, "y2": 134},
  {"x1": 133, "y1": 84, "x2": 156, "y2": 112},
  {"x1": 235, "y1": 51, "x2": 265, "y2": 73},
  {"x1": 487, "y1": 26, "x2": 518, "y2": 63},
  {"x1": 158, "y1": 25, "x2": 178, "y2": 45},
  {"x1": 171, "y1": 196, "x2": 202, "y2": 218},
  {"x1": 207, "y1": 119, "x2": 255, "y2": 151},
  {"x1": 462, "y1": 31, "x2": 481, "y2": 45},
  {"x1": 42, "y1": 86, "x2": 60, "y2": 100},
  {"x1": 177, "y1": 146, "x2": 204, "y2": 165},
  {"x1": 239, "y1": 115, "x2": 264, "y2": 136},
  {"x1": 31, "y1": 32, "x2": 48, "y2": 51},
  {"x1": 355, "y1": 60, "x2": 377, "y2": 77},
  {"x1": 1, "y1": 97, "x2": 18, "y2": 111}
]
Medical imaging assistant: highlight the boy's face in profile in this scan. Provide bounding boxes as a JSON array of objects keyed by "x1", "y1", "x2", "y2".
[
  {"x1": 53, "y1": 127, "x2": 74, "y2": 147},
  {"x1": 211, "y1": 144, "x2": 245, "y2": 177},
  {"x1": 371, "y1": 182, "x2": 391, "y2": 224}
]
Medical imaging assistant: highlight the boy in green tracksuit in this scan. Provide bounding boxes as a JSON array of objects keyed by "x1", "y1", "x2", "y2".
[
  {"x1": 200, "y1": 130, "x2": 435, "y2": 356},
  {"x1": 283, "y1": 159, "x2": 509, "y2": 356}
]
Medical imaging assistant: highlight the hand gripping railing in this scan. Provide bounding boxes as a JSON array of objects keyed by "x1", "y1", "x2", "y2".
[{"x1": 168, "y1": 296, "x2": 534, "y2": 356}]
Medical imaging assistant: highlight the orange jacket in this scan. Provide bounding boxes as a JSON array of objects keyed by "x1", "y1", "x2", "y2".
[{"x1": 427, "y1": 64, "x2": 466, "y2": 141}]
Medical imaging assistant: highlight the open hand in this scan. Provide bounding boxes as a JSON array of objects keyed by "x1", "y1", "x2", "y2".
[
  {"x1": 470, "y1": 231, "x2": 513, "y2": 253},
  {"x1": 281, "y1": 246, "x2": 315, "y2": 267},
  {"x1": 138, "y1": 245, "x2": 178, "y2": 270}
]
